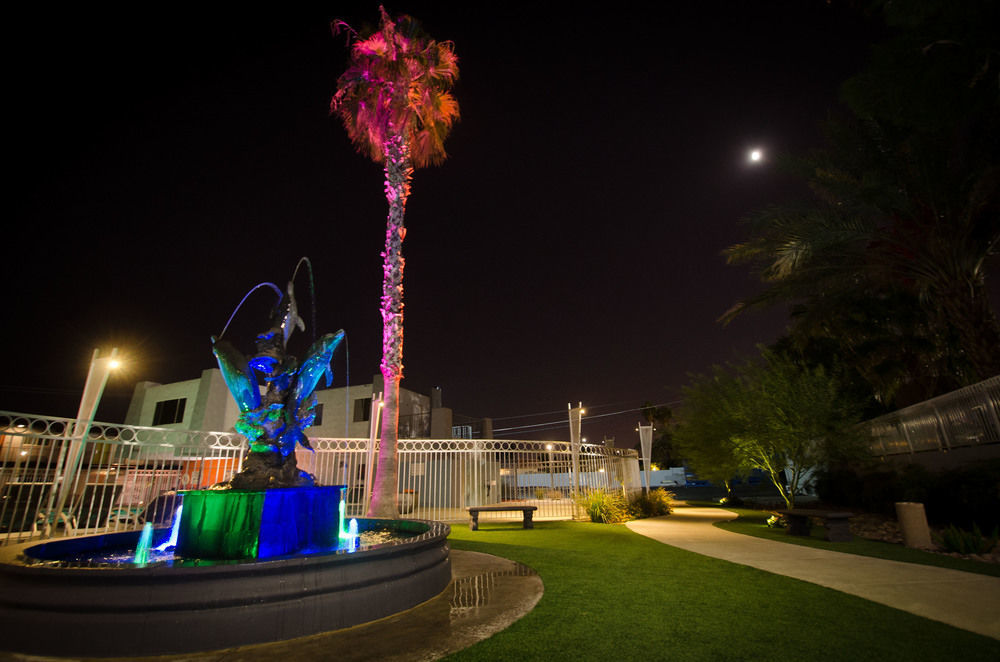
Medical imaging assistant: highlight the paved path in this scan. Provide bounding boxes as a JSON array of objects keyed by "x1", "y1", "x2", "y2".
[{"x1": 626, "y1": 507, "x2": 1000, "y2": 640}]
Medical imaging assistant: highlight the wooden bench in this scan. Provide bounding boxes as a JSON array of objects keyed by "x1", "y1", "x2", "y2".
[
  {"x1": 467, "y1": 505, "x2": 538, "y2": 531},
  {"x1": 777, "y1": 509, "x2": 854, "y2": 542}
]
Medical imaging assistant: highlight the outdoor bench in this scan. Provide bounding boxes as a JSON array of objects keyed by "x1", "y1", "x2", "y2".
[
  {"x1": 777, "y1": 509, "x2": 854, "y2": 542},
  {"x1": 467, "y1": 505, "x2": 538, "y2": 531}
]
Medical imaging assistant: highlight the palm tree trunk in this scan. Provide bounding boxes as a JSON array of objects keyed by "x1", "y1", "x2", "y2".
[{"x1": 368, "y1": 134, "x2": 412, "y2": 519}]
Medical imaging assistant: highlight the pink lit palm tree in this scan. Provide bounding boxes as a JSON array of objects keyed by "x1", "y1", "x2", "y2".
[{"x1": 332, "y1": 7, "x2": 459, "y2": 518}]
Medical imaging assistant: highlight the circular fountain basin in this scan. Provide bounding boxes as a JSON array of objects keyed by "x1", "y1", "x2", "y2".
[{"x1": 0, "y1": 518, "x2": 451, "y2": 658}]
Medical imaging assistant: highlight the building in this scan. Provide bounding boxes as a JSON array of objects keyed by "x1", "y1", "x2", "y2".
[{"x1": 123, "y1": 369, "x2": 476, "y2": 439}]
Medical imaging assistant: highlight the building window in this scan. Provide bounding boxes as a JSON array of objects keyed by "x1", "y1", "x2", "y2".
[
  {"x1": 153, "y1": 398, "x2": 186, "y2": 426},
  {"x1": 312, "y1": 403, "x2": 324, "y2": 426},
  {"x1": 353, "y1": 398, "x2": 372, "y2": 422}
]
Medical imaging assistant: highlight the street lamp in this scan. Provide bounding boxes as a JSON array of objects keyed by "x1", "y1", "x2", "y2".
[
  {"x1": 44, "y1": 348, "x2": 121, "y2": 537},
  {"x1": 636, "y1": 423, "x2": 654, "y2": 495},
  {"x1": 364, "y1": 393, "x2": 385, "y2": 512},
  {"x1": 546, "y1": 443, "x2": 554, "y2": 490},
  {"x1": 567, "y1": 403, "x2": 584, "y2": 497}
]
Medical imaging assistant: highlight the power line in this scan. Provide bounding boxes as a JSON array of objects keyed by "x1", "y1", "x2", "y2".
[
  {"x1": 493, "y1": 400, "x2": 681, "y2": 434},
  {"x1": 490, "y1": 398, "x2": 667, "y2": 422}
]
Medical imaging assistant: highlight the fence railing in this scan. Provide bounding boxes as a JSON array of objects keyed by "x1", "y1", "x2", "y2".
[
  {"x1": 0, "y1": 411, "x2": 640, "y2": 544},
  {"x1": 0, "y1": 412, "x2": 245, "y2": 545},
  {"x1": 299, "y1": 437, "x2": 641, "y2": 522},
  {"x1": 867, "y1": 375, "x2": 1000, "y2": 457}
]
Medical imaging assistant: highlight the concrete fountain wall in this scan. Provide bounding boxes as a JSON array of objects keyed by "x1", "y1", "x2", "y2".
[{"x1": 0, "y1": 518, "x2": 451, "y2": 657}]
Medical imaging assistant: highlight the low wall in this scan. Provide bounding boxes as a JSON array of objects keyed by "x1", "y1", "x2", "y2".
[{"x1": 0, "y1": 519, "x2": 451, "y2": 657}]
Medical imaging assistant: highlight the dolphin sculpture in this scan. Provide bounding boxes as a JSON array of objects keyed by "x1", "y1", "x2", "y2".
[
  {"x1": 211, "y1": 337, "x2": 261, "y2": 413},
  {"x1": 291, "y1": 330, "x2": 346, "y2": 414},
  {"x1": 212, "y1": 263, "x2": 346, "y2": 487}
]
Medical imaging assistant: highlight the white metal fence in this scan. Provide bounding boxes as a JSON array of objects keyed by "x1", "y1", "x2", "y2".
[
  {"x1": 1, "y1": 411, "x2": 641, "y2": 544},
  {"x1": 299, "y1": 437, "x2": 642, "y2": 522},
  {"x1": 0, "y1": 412, "x2": 245, "y2": 545},
  {"x1": 867, "y1": 375, "x2": 1000, "y2": 457}
]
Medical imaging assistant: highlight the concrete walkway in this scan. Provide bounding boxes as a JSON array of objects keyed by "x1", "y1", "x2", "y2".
[{"x1": 627, "y1": 507, "x2": 1000, "y2": 640}]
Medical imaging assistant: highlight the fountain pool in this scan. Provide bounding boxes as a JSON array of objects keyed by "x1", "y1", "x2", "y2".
[
  {"x1": 0, "y1": 516, "x2": 451, "y2": 657},
  {"x1": 0, "y1": 261, "x2": 454, "y2": 657}
]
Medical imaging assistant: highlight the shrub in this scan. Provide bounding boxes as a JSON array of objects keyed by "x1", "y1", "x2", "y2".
[
  {"x1": 534, "y1": 488, "x2": 546, "y2": 500},
  {"x1": 923, "y1": 461, "x2": 1000, "y2": 531},
  {"x1": 575, "y1": 490, "x2": 630, "y2": 523},
  {"x1": 629, "y1": 489, "x2": 675, "y2": 518},
  {"x1": 934, "y1": 524, "x2": 999, "y2": 555},
  {"x1": 815, "y1": 459, "x2": 1000, "y2": 530}
]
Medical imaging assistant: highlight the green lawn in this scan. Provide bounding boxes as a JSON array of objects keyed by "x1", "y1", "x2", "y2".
[
  {"x1": 713, "y1": 506, "x2": 1000, "y2": 577},
  {"x1": 445, "y1": 520, "x2": 999, "y2": 661}
]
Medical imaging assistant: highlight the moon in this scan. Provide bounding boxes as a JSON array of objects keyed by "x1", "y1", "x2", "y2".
[{"x1": 748, "y1": 148, "x2": 763, "y2": 163}]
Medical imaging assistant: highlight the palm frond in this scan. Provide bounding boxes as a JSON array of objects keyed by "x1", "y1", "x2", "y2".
[{"x1": 332, "y1": 8, "x2": 460, "y2": 169}]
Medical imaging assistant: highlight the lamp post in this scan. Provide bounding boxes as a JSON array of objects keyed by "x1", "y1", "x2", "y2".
[
  {"x1": 567, "y1": 403, "x2": 584, "y2": 498},
  {"x1": 546, "y1": 443, "x2": 554, "y2": 491},
  {"x1": 364, "y1": 393, "x2": 384, "y2": 514},
  {"x1": 637, "y1": 423, "x2": 653, "y2": 495},
  {"x1": 44, "y1": 348, "x2": 120, "y2": 537}
]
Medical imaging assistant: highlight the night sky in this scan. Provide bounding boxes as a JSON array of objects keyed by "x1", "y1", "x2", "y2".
[{"x1": 6, "y1": 2, "x2": 886, "y2": 444}]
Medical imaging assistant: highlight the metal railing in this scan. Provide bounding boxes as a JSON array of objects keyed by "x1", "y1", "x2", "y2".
[
  {"x1": 867, "y1": 375, "x2": 1000, "y2": 457},
  {"x1": 0, "y1": 412, "x2": 245, "y2": 545},
  {"x1": 1, "y1": 411, "x2": 641, "y2": 544},
  {"x1": 299, "y1": 437, "x2": 642, "y2": 522}
]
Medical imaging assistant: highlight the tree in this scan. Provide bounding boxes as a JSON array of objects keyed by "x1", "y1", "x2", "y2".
[
  {"x1": 638, "y1": 402, "x2": 678, "y2": 468},
  {"x1": 674, "y1": 350, "x2": 862, "y2": 508},
  {"x1": 778, "y1": 289, "x2": 961, "y2": 408},
  {"x1": 672, "y1": 372, "x2": 751, "y2": 498},
  {"x1": 723, "y1": 0, "x2": 1000, "y2": 404},
  {"x1": 332, "y1": 7, "x2": 459, "y2": 518}
]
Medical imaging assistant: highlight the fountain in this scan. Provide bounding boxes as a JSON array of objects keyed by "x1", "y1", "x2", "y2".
[{"x1": 0, "y1": 260, "x2": 451, "y2": 657}]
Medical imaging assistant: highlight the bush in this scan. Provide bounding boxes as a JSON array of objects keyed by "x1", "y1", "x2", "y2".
[
  {"x1": 629, "y1": 489, "x2": 675, "y2": 518},
  {"x1": 575, "y1": 490, "x2": 631, "y2": 523},
  {"x1": 923, "y1": 461, "x2": 1000, "y2": 531},
  {"x1": 815, "y1": 459, "x2": 1000, "y2": 530},
  {"x1": 934, "y1": 524, "x2": 999, "y2": 555}
]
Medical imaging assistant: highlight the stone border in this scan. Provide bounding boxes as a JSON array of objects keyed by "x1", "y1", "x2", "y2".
[{"x1": 0, "y1": 520, "x2": 451, "y2": 657}]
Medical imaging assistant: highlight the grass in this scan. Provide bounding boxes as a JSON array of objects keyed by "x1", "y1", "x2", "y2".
[
  {"x1": 444, "y1": 520, "x2": 999, "y2": 661},
  {"x1": 712, "y1": 506, "x2": 1000, "y2": 578}
]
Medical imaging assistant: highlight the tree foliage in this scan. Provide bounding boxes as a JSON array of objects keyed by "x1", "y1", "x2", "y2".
[
  {"x1": 674, "y1": 350, "x2": 863, "y2": 508},
  {"x1": 331, "y1": 6, "x2": 459, "y2": 168},
  {"x1": 723, "y1": 0, "x2": 1000, "y2": 407},
  {"x1": 638, "y1": 402, "x2": 678, "y2": 468},
  {"x1": 672, "y1": 372, "x2": 751, "y2": 497}
]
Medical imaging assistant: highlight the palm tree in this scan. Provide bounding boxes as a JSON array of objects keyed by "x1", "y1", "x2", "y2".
[
  {"x1": 724, "y1": 115, "x2": 1000, "y2": 398},
  {"x1": 725, "y1": 2, "x2": 1000, "y2": 402},
  {"x1": 332, "y1": 7, "x2": 459, "y2": 518}
]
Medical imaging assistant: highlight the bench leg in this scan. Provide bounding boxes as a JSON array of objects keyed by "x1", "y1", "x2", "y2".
[
  {"x1": 785, "y1": 514, "x2": 811, "y2": 536},
  {"x1": 469, "y1": 512, "x2": 479, "y2": 531},
  {"x1": 825, "y1": 519, "x2": 852, "y2": 542},
  {"x1": 523, "y1": 510, "x2": 534, "y2": 529}
]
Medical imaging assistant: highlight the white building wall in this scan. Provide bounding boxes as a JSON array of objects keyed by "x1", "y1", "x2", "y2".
[
  {"x1": 125, "y1": 371, "x2": 438, "y2": 440},
  {"x1": 124, "y1": 376, "x2": 203, "y2": 429},
  {"x1": 310, "y1": 385, "x2": 375, "y2": 438}
]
